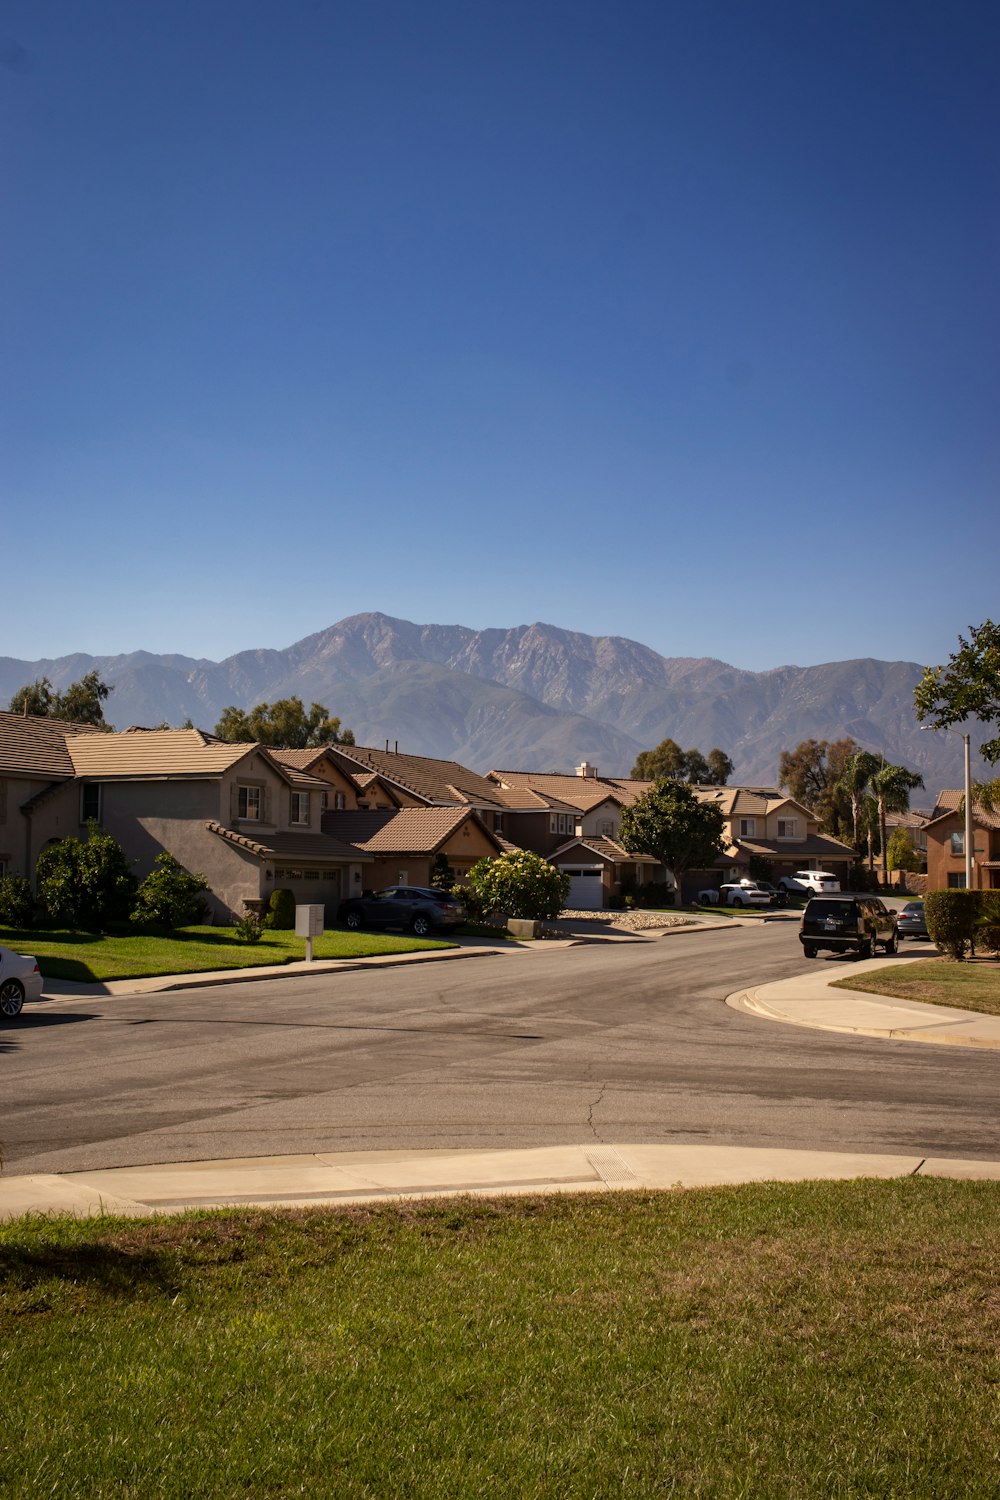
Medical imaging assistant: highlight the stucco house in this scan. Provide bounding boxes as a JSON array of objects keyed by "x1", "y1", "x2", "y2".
[
  {"x1": 320, "y1": 806, "x2": 507, "y2": 890},
  {"x1": 925, "y1": 790, "x2": 1000, "y2": 891}
]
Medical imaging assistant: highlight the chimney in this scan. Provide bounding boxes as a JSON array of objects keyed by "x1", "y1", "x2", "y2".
[{"x1": 576, "y1": 761, "x2": 598, "y2": 779}]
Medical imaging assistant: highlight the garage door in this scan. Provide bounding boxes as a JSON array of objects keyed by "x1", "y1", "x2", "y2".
[{"x1": 565, "y1": 869, "x2": 604, "y2": 909}]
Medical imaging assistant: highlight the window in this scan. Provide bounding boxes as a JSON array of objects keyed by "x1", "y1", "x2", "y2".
[
  {"x1": 320, "y1": 791, "x2": 328, "y2": 811},
  {"x1": 947, "y1": 872, "x2": 967, "y2": 888},
  {"x1": 557, "y1": 814, "x2": 571, "y2": 836},
  {"x1": 80, "y1": 784, "x2": 102, "y2": 823},
  {"x1": 494, "y1": 812, "x2": 503, "y2": 832},
  {"x1": 290, "y1": 791, "x2": 310, "y2": 825},
  {"x1": 237, "y1": 785, "x2": 261, "y2": 821},
  {"x1": 777, "y1": 818, "x2": 798, "y2": 839},
  {"x1": 739, "y1": 818, "x2": 756, "y2": 837},
  {"x1": 334, "y1": 791, "x2": 346, "y2": 810},
  {"x1": 599, "y1": 819, "x2": 615, "y2": 837},
  {"x1": 950, "y1": 831, "x2": 965, "y2": 856},
  {"x1": 550, "y1": 814, "x2": 557, "y2": 834}
]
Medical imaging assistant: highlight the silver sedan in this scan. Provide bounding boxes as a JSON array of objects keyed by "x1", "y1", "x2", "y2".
[{"x1": 0, "y1": 946, "x2": 43, "y2": 1018}]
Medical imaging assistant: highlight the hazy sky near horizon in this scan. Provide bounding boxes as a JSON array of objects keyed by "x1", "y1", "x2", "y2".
[{"x1": 3, "y1": 1, "x2": 997, "y2": 673}]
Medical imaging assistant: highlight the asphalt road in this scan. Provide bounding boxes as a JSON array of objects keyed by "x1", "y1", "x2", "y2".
[{"x1": 4, "y1": 922, "x2": 998, "y2": 1174}]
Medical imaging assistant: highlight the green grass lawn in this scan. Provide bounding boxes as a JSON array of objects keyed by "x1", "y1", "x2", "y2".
[
  {"x1": 2, "y1": 1180, "x2": 998, "y2": 1496},
  {"x1": 0, "y1": 924, "x2": 453, "y2": 983},
  {"x1": 832, "y1": 957, "x2": 1000, "y2": 1016}
]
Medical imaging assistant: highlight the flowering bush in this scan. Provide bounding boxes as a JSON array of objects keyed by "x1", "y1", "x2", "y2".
[{"x1": 466, "y1": 851, "x2": 570, "y2": 922}]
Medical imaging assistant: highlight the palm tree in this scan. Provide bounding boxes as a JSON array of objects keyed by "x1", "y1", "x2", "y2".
[
  {"x1": 836, "y1": 750, "x2": 881, "y2": 853},
  {"x1": 870, "y1": 761, "x2": 924, "y2": 886}
]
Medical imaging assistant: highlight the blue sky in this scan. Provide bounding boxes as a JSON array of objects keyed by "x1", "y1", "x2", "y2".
[{"x1": 3, "y1": 1, "x2": 997, "y2": 671}]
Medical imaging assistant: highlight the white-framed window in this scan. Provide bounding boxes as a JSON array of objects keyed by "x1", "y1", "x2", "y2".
[
  {"x1": 557, "y1": 814, "x2": 572, "y2": 835},
  {"x1": 334, "y1": 791, "x2": 346, "y2": 810},
  {"x1": 739, "y1": 818, "x2": 756, "y2": 837},
  {"x1": 320, "y1": 791, "x2": 328, "y2": 811},
  {"x1": 237, "y1": 785, "x2": 261, "y2": 821},
  {"x1": 599, "y1": 819, "x2": 615, "y2": 837},
  {"x1": 494, "y1": 812, "x2": 504, "y2": 832},
  {"x1": 950, "y1": 831, "x2": 965, "y2": 855},
  {"x1": 777, "y1": 818, "x2": 798, "y2": 838},
  {"x1": 550, "y1": 814, "x2": 557, "y2": 833},
  {"x1": 290, "y1": 791, "x2": 311, "y2": 825},
  {"x1": 80, "y1": 784, "x2": 102, "y2": 823}
]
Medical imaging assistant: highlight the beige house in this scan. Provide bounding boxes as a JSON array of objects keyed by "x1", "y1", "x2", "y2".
[
  {"x1": 0, "y1": 713, "x2": 104, "y2": 880},
  {"x1": 5, "y1": 719, "x2": 371, "y2": 922},
  {"x1": 697, "y1": 786, "x2": 857, "y2": 894},
  {"x1": 321, "y1": 806, "x2": 507, "y2": 889}
]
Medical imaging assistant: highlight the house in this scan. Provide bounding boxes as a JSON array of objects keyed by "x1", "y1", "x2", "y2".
[
  {"x1": 3, "y1": 718, "x2": 371, "y2": 922},
  {"x1": 319, "y1": 806, "x2": 507, "y2": 890},
  {"x1": 0, "y1": 712, "x2": 104, "y2": 880},
  {"x1": 925, "y1": 791, "x2": 1000, "y2": 891},
  {"x1": 696, "y1": 786, "x2": 857, "y2": 898}
]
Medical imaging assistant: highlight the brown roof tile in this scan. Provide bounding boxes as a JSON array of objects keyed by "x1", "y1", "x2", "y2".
[
  {"x1": 206, "y1": 822, "x2": 369, "y2": 862},
  {"x1": 0, "y1": 711, "x2": 104, "y2": 779},
  {"x1": 66, "y1": 728, "x2": 255, "y2": 778},
  {"x1": 322, "y1": 807, "x2": 504, "y2": 856},
  {"x1": 329, "y1": 745, "x2": 515, "y2": 809}
]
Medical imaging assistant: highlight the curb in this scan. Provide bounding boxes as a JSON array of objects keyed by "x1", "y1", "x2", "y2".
[{"x1": 730, "y1": 985, "x2": 1000, "y2": 1051}]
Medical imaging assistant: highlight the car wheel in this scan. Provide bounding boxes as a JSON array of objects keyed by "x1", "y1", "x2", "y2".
[
  {"x1": 0, "y1": 978, "x2": 25, "y2": 1018},
  {"x1": 731, "y1": 896, "x2": 743, "y2": 907},
  {"x1": 803, "y1": 944, "x2": 818, "y2": 959},
  {"x1": 884, "y1": 930, "x2": 898, "y2": 955},
  {"x1": 411, "y1": 914, "x2": 432, "y2": 937},
  {"x1": 858, "y1": 934, "x2": 874, "y2": 960},
  {"x1": 343, "y1": 910, "x2": 363, "y2": 931}
]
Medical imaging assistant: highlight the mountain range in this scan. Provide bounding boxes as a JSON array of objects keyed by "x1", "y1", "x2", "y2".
[{"x1": 0, "y1": 613, "x2": 982, "y2": 795}]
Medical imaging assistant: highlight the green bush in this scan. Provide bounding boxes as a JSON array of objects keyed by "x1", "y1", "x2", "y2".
[
  {"x1": 232, "y1": 910, "x2": 263, "y2": 944},
  {"x1": 35, "y1": 826, "x2": 137, "y2": 931},
  {"x1": 925, "y1": 889, "x2": 980, "y2": 960},
  {"x1": 131, "y1": 853, "x2": 210, "y2": 931},
  {"x1": 452, "y1": 883, "x2": 486, "y2": 923},
  {"x1": 975, "y1": 890, "x2": 1000, "y2": 955},
  {"x1": 263, "y1": 887, "x2": 296, "y2": 930},
  {"x1": 0, "y1": 874, "x2": 34, "y2": 928},
  {"x1": 430, "y1": 853, "x2": 454, "y2": 890},
  {"x1": 466, "y1": 851, "x2": 570, "y2": 922}
]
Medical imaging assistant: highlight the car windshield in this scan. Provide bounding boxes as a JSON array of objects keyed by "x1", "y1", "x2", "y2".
[{"x1": 807, "y1": 899, "x2": 854, "y2": 918}]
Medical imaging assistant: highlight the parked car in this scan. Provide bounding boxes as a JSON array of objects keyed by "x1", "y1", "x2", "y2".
[
  {"x1": 779, "y1": 870, "x2": 841, "y2": 895},
  {"x1": 0, "y1": 946, "x2": 43, "y2": 1018},
  {"x1": 896, "y1": 900, "x2": 929, "y2": 940},
  {"x1": 338, "y1": 886, "x2": 467, "y2": 936},
  {"x1": 799, "y1": 896, "x2": 898, "y2": 959},
  {"x1": 751, "y1": 880, "x2": 786, "y2": 907},
  {"x1": 719, "y1": 881, "x2": 775, "y2": 908}
]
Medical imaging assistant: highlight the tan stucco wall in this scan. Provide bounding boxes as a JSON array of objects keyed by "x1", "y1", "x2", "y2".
[{"x1": 8, "y1": 776, "x2": 77, "y2": 877}]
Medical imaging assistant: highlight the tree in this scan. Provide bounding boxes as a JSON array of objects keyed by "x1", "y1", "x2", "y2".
[
  {"x1": 131, "y1": 853, "x2": 209, "y2": 931},
  {"x1": 778, "y1": 737, "x2": 858, "y2": 837},
  {"x1": 35, "y1": 825, "x2": 137, "y2": 930},
  {"x1": 214, "y1": 697, "x2": 355, "y2": 748},
  {"x1": 465, "y1": 851, "x2": 569, "y2": 922},
  {"x1": 915, "y1": 619, "x2": 1000, "y2": 763},
  {"x1": 631, "y1": 739, "x2": 733, "y2": 785},
  {"x1": 8, "y1": 671, "x2": 112, "y2": 727},
  {"x1": 618, "y1": 780, "x2": 726, "y2": 887},
  {"x1": 870, "y1": 762, "x2": 924, "y2": 885},
  {"x1": 886, "y1": 826, "x2": 923, "y2": 879},
  {"x1": 834, "y1": 749, "x2": 881, "y2": 852}
]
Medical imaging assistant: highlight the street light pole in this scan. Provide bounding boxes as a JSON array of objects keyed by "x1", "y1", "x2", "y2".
[{"x1": 963, "y1": 731, "x2": 974, "y2": 890}]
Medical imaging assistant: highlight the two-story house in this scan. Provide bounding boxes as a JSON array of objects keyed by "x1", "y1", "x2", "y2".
[{"x1": 925, "y1": 790, "x2": 1000, "y2": 891}]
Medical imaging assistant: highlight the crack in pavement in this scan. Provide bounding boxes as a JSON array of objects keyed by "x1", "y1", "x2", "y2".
[{"x1": 586, "y1": 1083, "x2": 607, "y2": 1142}]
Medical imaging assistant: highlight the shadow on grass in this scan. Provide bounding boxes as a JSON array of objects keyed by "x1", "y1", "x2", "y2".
[{"x1": 0, "y1": 1241, "x2": 182, "y2": 1298}]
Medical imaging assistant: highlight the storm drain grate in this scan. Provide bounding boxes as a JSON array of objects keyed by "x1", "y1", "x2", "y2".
[{"x1": 585, "y1": 1147, "x2": 640, "y2": 1187}]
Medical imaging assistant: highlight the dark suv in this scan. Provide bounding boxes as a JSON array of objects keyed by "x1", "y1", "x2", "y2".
[{"x1": 799, "y1": 895, "x2": 898, "y2": 959}]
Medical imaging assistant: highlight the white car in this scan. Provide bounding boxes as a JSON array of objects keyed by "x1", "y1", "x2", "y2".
[
  {"x1": 0, "y1": 946, "x2": 43, "y2": 1018},
  {"x1": 778, "y1": 870, "x2": 841, "y2": 895},
  {"x1": 699, "y1": 880, "x2": 774, "y2": 908}
]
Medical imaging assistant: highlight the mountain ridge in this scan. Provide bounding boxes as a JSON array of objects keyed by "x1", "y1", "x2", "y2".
[{"x1": 0, "y1": 612, "x2": 982, "y2": 790}]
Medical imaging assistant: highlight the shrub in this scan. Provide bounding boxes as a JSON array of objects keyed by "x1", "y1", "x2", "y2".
[
  {"x1": 975, "y1": 890, "x2": 1000, "y2": 955},
  {"x1": 131, "y1": 853, "x2": 210, "y2": 931},
  {"x1": 925, "y1": 889, "x2": 980, "y2": 960},
  {"x1": 0, "y1": 874, "x2": 34, "y2": 928},
  {"x1": 232, "y1": 910, "x2": 263, "y2": 943},
  {"x1": 430, "y1": 853, "x2": 454, "y2": 890},
  {"x1": 263, "y1": 887, "x2": 296, "y2": 930},
  {"x1": 466, "y1": 852, "x2": 570, "y2": 922},
  {"x1": 36, "y1": 826, "x2": 137, "y2": 931},
  {"x1": 452, "y1": 883, "x2": 487, "y2": 923}
]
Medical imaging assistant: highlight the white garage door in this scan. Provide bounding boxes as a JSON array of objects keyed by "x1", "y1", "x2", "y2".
[{"x1": 565, "y1": 869, "x2": 604, "y2": 909}]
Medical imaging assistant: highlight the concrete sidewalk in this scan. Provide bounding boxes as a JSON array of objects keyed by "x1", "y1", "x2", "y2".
[
  {"x1": 4, "y1": 1142, "x2": 999, "y2": 1220},
  {"x1": 730, "y1": 956, "x2": 1000, "y2": 1049}
]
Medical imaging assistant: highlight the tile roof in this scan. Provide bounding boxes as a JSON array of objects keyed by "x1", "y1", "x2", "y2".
[
  {"x1": 550, "y1": 835, "x2": 658, "y2": 864},
  {"x1": 929, "y1": 790, "x2": 1000, "y2": 830},
  {"x1": 330, "y1": 745, "x2": 516, "y2": 809},
  {"x1": 322, "y1": 807, "x2": 504, "y2": 856},
  {"x1": 739, "y1": 834, "x2": 856, "y2": 859},
  {"x1": 66, "y1": 728, "x2": 256, "y2": 778},
  {"x1": 206, "y1": 822, "x2": 370, "y2": 862},
  {"x1": 0, "y1": 711, "x2": 104, "y2": 778},
  {"x1": 489, "y1": 770, "x2": 635, "y2": 812}
]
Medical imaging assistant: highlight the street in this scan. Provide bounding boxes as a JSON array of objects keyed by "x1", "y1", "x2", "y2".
[{"x1": 4, "y1": 923, "x2": 998, "y2": 1174}]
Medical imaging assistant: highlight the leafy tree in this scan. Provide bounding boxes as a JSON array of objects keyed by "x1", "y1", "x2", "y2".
[
  {"x1": 915, "y1": 619, "x2": 1000, "y2": 762},
  {"x1": 36, "y1": 825, "x2": 137, "y2": 930},
  {"x1": 466, "y1": 851, "x2": 569, "y2": 922},
  {"x1": 778, "y1": 737, "x2": 858, "y2": 837},
  {"x1": 430, "y1": 853, "x2": 454, "y2": 890},
  {"x1": 0, "y1": 874, "x2": 35, "y2": 928},
  {"x1": 886, "y1": 826, "x2": 923, "y2": 877},
  {"x1": 618, "y1": 780, "x2": 726, "y2": 886},
  {"x1": 870, "y1": 762, "x2": 924, "y2": 884},
  {"x1": 214, "y1": 697, "x2": 355, "y2": 749},
  {"x1": 8, "y1": 670, "x2": 112, "y2": 727},
  {"x1": 131, "y1": 853, "x2": 209, "y2": 931},
  {"x1": 631, "y1": 739, "x2": 732, "y2": 785}
]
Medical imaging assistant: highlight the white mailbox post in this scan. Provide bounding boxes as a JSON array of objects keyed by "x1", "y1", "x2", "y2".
[{"x1": 295, "y1": 903, "x2": 325, "y2": 963}]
